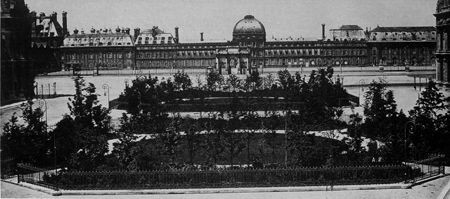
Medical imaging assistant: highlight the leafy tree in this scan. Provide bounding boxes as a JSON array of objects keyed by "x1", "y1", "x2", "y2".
[
  {"x1": 111, "y1": 113, "x2": 138, "y2": 169},
  {"x1": 361, "y1": 80, "x2": 408, "y2": 163},
  {"x1": 226, "y1": 74, "x2": 241, "y2": 92},
  {"x1": 206, "y1": 70, "x2": 224, "y2": 91},
  {"x1": 126, "y1": 139, "x2": 165, "y2": 171},
  {"x1": 263, "y1": 73, "x2": 276, "y2": 90},
  {"x1": 158, "y1": 116, "x2": 182, "y2": 165},
  {"x1": 245, "y1": 70, "x2": 262, "y2": 91},
  {"x1": 52, "y1": 75, "x2": 111, "y2": 170},
  {"x1": 51, "y1": 115, "x2": 77, "y2": 167},
  {"x1": 1, "y1": 100, "x2": 50, "y2": 166},
  {"x1": 408, "y1": 81, "x2": 449, "y2": 160},
  {"x1": 173, "y1": 71, "x2": 192, "y2": 91},
  {"x1": 277, "y1": 69, "x2": 292, "y2": 90},
  {"x1": 346, "y1": 109, "x2": 364, "y2": 163},
  {"x1": 362, "y1": 80, "x2": 400, "y2": 140}
]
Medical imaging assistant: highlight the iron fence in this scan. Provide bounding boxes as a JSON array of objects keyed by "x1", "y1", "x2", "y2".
[
  {"x1": 50, "y1": 165, "x2": 413, "y2": 190},
  {"x1": 17, "y1": 157, "x2": 445, "y2": 190},
  {"x1": 17, "y1": 163, "x2": 59, "y2": 190},
  {"x1": 404, "y1": 154, "x2": 446, "y2": 183}
]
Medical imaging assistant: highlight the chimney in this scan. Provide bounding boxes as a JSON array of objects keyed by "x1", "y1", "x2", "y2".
[
  {"x1": 39, "y1": 12, "x2": 45, "y2": 23},
  {"x1": 51, "y1": 12, "x2": 57, "y2": 21},
  {"x1": 62, "y1": 11, "x2": 68, "y2": 36},
  {"x1": 175, "y1": 27, "x2": 179, "y2": 43},
  {"x1": 30, "y1": 11, "x2": 37, "y2": 36},
  {"x1": 134, "y1": 28, "x2": 141, "y2": 42},
  {"x1": 200, "y1": 32, "x2": 204, "y2": 41},
  {"x1": 322, "y1": 24, "x2": 326, "y2": 41}
]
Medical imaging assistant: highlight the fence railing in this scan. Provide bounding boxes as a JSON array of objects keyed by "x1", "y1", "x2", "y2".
[
  {"x1": 17, "y1": 163, "x2": 59, "y2": 190},
  {"x1": 40, "y1": 165, "x2": 416, "y2": 190},
  {"x1": 17, "y1": 157, "x2": 445, "y2": 190},
  {"x1": 404, "y1": 154, "x2": 446, "y2": 183}
]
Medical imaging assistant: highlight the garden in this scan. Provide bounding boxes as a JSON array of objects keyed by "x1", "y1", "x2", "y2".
[{"x1": 2, "y1": 67, "x2": 449, "y2": 189}]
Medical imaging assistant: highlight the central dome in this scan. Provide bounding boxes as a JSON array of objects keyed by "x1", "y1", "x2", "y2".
[{"x1": 232, "y1": 15, "x2": 266, "y2": 42}]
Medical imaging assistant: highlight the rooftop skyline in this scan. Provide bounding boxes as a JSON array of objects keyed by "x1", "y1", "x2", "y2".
[{"x1": 25, "y1": 0, "x2": 436, "y2": 42}]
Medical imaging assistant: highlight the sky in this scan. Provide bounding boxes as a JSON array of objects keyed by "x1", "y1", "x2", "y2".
[{"x1": 24, "y1": 0, "x2": 437, "y2": 42}]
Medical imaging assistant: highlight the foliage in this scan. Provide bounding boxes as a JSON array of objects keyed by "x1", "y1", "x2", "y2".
[
  {"x1": 1, "y1": 100, "x2": 49, "y2": 166},
  {"x1": 173, "y1": 70, "x2": 192, "y2": 91},
  {"x1": 244, "y1": 70, "x2": 263, "y2": 91},
  {"x1": 226, "y1": 74, "x2": 241, "y2": 92},
  {"x1": 360, "y1": 80, "x2": 409, "y2": 163},
  {"x1": 206, "y1": 70, "x2": 224, "y2": 91},
  {"x1": 111, "y1": 113, "x2": 138, "y2": 169},
  {"x1": 408, "y1": 81, "x2": 449, "y2": 161},
  {"x1": 51, "y1": 75, "x2": 111, "y2": 170}
]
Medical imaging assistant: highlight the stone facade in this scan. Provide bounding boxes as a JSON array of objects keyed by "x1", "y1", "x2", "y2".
[
  {"x1": 58, "y1": 15, "x2": 436, "y2": 74},
  {"x1": 60, "y1": 27, "x2": 135, "y2": 70},
  {"x1": 329, "y1": 25, "x2": 366, "y2": 41},
  {"x1": 367, "y1": 26, "x2": 436, "y2": 66},
  {"x1": 1, "y1": 0, "x2": 34, "y2": 104},
  {"x1": 435, "y1": 0, "x2": 450, "y2": 88},
  {"x1": 30, "y1": 11, "x2": 66, "y2": 74}
]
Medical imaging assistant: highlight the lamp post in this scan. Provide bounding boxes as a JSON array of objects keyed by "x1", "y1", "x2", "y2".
[
  {"x1": 37, "y1": 99, "x2": 54, "y2": 172},
  {"x1": 102, "y1": 84, "x2": 110, "y2": 109}
]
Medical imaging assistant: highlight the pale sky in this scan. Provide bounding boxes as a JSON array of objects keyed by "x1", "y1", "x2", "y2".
[{"x1": 24, "y1": 0, "x2": 437, "y2": 42}]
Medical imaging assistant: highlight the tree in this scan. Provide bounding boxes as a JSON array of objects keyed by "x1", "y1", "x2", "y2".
[
  {"x1": 53, "y1": 75, "x2": 111, "y2": 170},
  {"x1": 263, "y1": 73, "x2": 275, "y2": 90},
  {"x1": 1, "y1": 100, "x2": 50, "y2": 166},
  {"x1": 206, "y1": 70, "x2": 224, "y2": 91},
  {"x1": 226, "y1": 74, "x2": 241, "y2": 92},
  {"x1": 245, "y1": 70, "x2": 262, "y2": 91},
  {"x1": 173, "y1": 71, "x2": 192, "y2": 91},
  {"x1": 346, "y1": 109, "x2": 364, "y2": 163},
  {"x1": 111, "y1": 113, "x2": 138, "y2": 169},
  {"x1": 277, "y1": 69, "x2": 292, "y2": 90},
  {"x1": 408, "y1": 81, "x2": 449, "y2": 160},
  {"x1": 362, "y1": 80, "x2": 400, "y2": 140},
  {"x1": 360, "y1": 80, "x2": 408, "y2": 163},
  {"x1": 157, "y1": 116, "x2": 182, "y2": 165}
]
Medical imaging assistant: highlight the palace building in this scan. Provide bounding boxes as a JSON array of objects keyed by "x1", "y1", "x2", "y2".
[
  {"x1": 367, "y1": 26, "x2": 436, "y2": 66},
  {"x1": 435, "y1": 0, "x2": 450, "y2": 88},
  {"x1": 61, "y1": 27, "x2": 135, "y2": 71},
  {"x1": 60, "y1": 15, "x2": 436, "y2": 75},
  {"x1": 1, "y1": 0, "x2": 64, "y2": 105}
]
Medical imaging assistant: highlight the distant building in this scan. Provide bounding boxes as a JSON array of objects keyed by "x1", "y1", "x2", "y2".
[
  {"x1": 435, "y1": 0, "x2": 450, "y2": 88},
  {"x1": 329, "y1": 25, "x2": 366, "y2": 41},
  {"x1": 1, "y1": 0, "x2": 67, "y2": 105},
  {"x1": 1, "y1": 0, "x2": 35, "y2": 105},
  {"x1": 30, "y1": 11, "x2": 67, "y2": 74},
  {"x1": 367, "y1": 26, "x2": 436, "y2": 66},
  {"x1": 60, "y1": 27, "x2": 135, "y2": 71},
  {"x1": 134, "y1": 15, "x2": 368, "y2": 74},
  {"x1": 58, "y1": 15, "x2": 439, "y2": 73}
]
